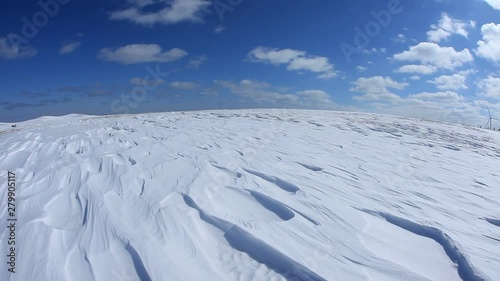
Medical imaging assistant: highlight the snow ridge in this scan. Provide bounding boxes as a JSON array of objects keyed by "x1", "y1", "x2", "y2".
[
  {"x1": 362, "y1": 210, "x2": 487, "y2": 281},
  {"x1": 182, "y1": 194, "x2": 327, "y2": 281}
]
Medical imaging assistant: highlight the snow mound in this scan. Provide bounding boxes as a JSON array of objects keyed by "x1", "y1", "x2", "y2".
[{"x1": 1, "y1": 109, "x2": 499, "y2": 281}]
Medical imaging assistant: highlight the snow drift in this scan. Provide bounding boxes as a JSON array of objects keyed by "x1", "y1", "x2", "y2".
[{"x1": 0, "y1": 109, "x2": 499, "y2": 281}]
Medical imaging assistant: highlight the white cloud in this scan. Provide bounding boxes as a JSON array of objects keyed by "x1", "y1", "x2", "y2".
[
  {"x1": 296, "y1": 90, "x2": 333, "y2": 104},
  {"x1": 355, "y1": 89, "x2": 489, "y2": 125},
  {"x1": 201, "y1": 88, "x2": 218, "y2": 96},
  {"x1": 393, "y1": 33, "x2": 407, "y2": 43},
  {"x1": 350, "y1": 76, "x2": 408, "y2": 100},
  {"x1": 349, "y1": 75, "x2": 495, "y2": 126},
  {"x1": 394, "y1": 42, "x2": 473, "y2": 70},
  {"x1": 370, "y1": 98, "x2": 487, "y2": 125},
  {"x1": 248, "y1": 46, "x2": 337, "y2": 79},
  {"x1": 216, "y1": 79, "x2": 299, "y2": 103},
  {"x1": 296, "y1": 90, "x2": 329, "y2": 99},
  {"x1": 354, "y1": 93, "x2": 402, "y2": 101},
  {"x1": 249, "y1": 47, "x2": 305, "y2": 65},
  {"x1": 130, "y1": 77, "x2": 165, "y2": 87},
  {"x1": 287, "y1": 56, "x2": 332, "y2": 73},
  {"x1": 59, "y1": 41, "x2": 81, "y2": 55},
  {"x1": 170, "y1": 81, "x2": 198, "y2": 90},
  {"x1": 188, "y1": 56, "x2": 207, "y2": 69},
  {"x1": 98, "y1": 44, "x2": 187, "y2": 64},
  {"x1": 476, "y1": 23, "x2": 500, "y2": 63},
  {"x1": 484, "y1": 0, "x2": 500, "y2": 10},
  {"x1": 396, "y1": 64, "x2": 437, "y2": 75},
  {"x1": 357, "y1": 66, "x2": 368, "y2": 72},
  {"x1": 361, "y1": 48, "x2": 387, "y2": 55},
  {"x1": 110, "y1": 0, "x2": 211, "y2": 26},
  {"x1": 0, "y1": 37, "x2": 37, "y2": 60},
  {"x1": 214, "y1": 25, "x2": 225, "y2": 34},
  {"x1": 427, "y1": 73, "x2": 470, "y2": 90},
  {"x1": 478, "y1": 75, "x2": 500, "y2": 99},
  {"x1": 409, "y1": 91, "x2": 464, "y2": 102},
  {"x1": 215, "y1": 79, "x2": 338, "y2": 108},
  {"x1": 410, "y1": 75, "x2": 421, "y2": 81},
  {"x1": 427, "y1": 13, "x2": 474, "y2": 42},
  {"x1": 296, "y1": 90, "x2": 334, "y2": 108}
]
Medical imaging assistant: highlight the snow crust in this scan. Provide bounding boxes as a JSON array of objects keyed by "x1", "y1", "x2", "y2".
[{"x1": 1, "y1": 109, "x2": 499, "y2": 281}]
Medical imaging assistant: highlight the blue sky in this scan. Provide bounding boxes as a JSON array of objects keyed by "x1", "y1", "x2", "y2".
[{"x1": 0, "y1": 0, "x2": 499, "y2": 126}]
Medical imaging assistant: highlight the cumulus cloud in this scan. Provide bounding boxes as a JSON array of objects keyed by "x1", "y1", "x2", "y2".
[
  {"x1": 357, "y1": 66, "x2": 368, "y2": 72},
  {"x1": 393, "y1": 42, "x2": 473, "y2": 70},
  {"x1": 392, "y1": 33, "x2": 407, "y2": 43},
  {"x1": 476, "y1": 23, "x2": 500, "y2": 63},
  {"x1": 200, "y1": 88, "x2": 218, "y2": 96},
  {"x1": 362, "y1": 48, "x2": 387, "y2": 55},
  {"x1": 130, "y1": 77, "x2": 165, "y2": 87},
  {"x1": 427, "y1": 13, "x2": 475, "y2": 42},
  {"x1": 170, "y1": 81, "x2": 198, "y2": 90},
  {"x1": 350, "y1": 76, "x2": 408, "y2": 101},
  {"x1": 215, "y1": 79, "x2": 298, "y2": 103},
  {"x1": 427, "y1": 72, "x2": 472, "y2": 90},
  {"x1": 249, "y1": 47, "x2": 305, "y2": 65},
  {"x1": 396, "y1": 64, "x2": 437, "y2": 75},
  {"x1": 0, "y1": 37, "x2": 37, "y2": 60},
  {"x1": 97, "y1": 44, "x2": 187, "y2": 64},
  {"x1": 215, "y1": 79, "x2": 337, "y2": 108},
  {"x1": 373, "y1": 98, "x2": 486, "y2": 125},
  {"x1": 350, "y1": 76, "x2": 492, "y2": 125},
  {"x1": 59, "y1": 41, "x2": 81, "y2": 55},
  {"x1": 478, "y1": 75, "x2": 500, "y2": 100},
  {"x1": 87, "y1": 90, "x2": 113, "y2": 97},
  {"x1": 484, "y1": 0, "x2": 500, "y2": 10},
  {"x1": 214, "y1": 25, "x2": 225, "y2": 34},
  {"x1": 248, "y1": 47, "x2": 337, "y2": 79},
  {"x1": 296, "y1": 90, "x2": 334, "y2": 105},
  {"x1": 126, "y1": 0, "x2": 155, "y2": 7},
  {"x1": 188, "y1": 56, "x2": 208, "y2": 69},
  {"x1": 109, "y1": 0, "x2": 211, "y2": 26},
  {"x1": 354, "y1": 88, "x2": 489, "y2": 125},
  {"x1": 409, "y1": 91, "x2": 465, "y2": 102}
]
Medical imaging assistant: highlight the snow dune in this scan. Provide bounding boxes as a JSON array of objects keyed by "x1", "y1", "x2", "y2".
[{"x1": 0, "y1": 109, "x2": 499, "y2": 281}]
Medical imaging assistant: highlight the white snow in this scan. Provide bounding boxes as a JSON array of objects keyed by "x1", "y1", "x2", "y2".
[{"x1": 0, "y1": 109, "x2": 499, "y2": 281}]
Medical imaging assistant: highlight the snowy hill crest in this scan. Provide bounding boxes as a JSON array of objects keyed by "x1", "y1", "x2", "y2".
[{"x1": 0, "y1": 110, "x2": 499, "y2": 281}]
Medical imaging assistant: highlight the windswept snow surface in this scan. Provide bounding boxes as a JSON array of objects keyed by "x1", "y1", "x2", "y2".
[{"x1": 1, "y1": 109, "x2": 499, "y2": 281}]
